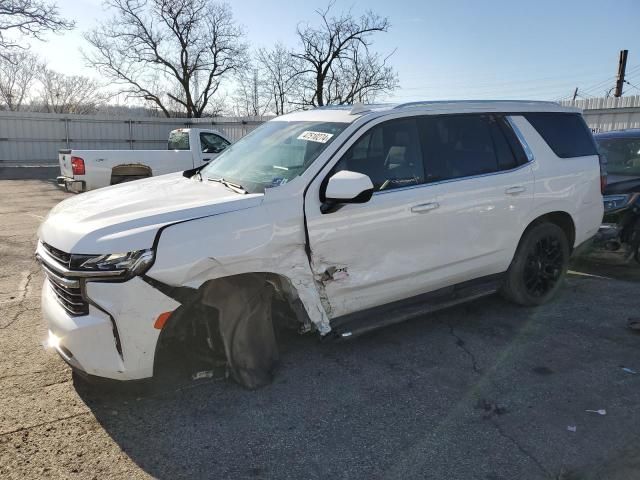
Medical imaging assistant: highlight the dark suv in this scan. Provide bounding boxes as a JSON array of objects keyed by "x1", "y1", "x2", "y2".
[{"x1": 594, "y1": 129, "x2": 640, "y2": 262}]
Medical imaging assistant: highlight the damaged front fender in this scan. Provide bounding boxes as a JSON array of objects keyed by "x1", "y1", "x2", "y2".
[{"x1": 146, "y1": 206, "x2": 332, "y2": 335}]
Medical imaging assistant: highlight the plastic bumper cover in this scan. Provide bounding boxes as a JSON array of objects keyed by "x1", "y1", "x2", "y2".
[
  {"x1": 42, "y1": 278, "x2": 126, "y2": 378},
  {"x1": 42, "y1": 276, "x2": 181, "y2": 380}
]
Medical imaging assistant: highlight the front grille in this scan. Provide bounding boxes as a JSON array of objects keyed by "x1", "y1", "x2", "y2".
[
  {"x1": 40, "y1": 244, "x2": 89, "y2": 316},
  {"x1": 42, "y1": 242, "x2": 71, "y2": 267},
  {"x1": 46, "y1": 271, "x2": 89, "y2": 316}
]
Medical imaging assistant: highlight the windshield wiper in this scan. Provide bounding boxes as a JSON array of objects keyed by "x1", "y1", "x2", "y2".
[{"x1": 207, "y1": 177, "x2": 247, "y2": 194}]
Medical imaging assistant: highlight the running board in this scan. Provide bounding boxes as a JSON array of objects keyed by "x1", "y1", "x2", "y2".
[{"x1": 328, "y1": 273, "x2": 504, "y2": 340}]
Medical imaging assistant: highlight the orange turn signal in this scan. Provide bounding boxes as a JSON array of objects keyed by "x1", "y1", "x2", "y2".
[{"x1": 154, "y1": 311, "x2": 173, "y2": 330}]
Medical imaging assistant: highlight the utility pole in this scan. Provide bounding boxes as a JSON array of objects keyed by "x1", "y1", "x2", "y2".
[
  {"x1": 572, "y1": 87, "x2": 579, "y2": 101},
  {"x1": 614, "y1": 49, "x2": 629, "y2": 98}
]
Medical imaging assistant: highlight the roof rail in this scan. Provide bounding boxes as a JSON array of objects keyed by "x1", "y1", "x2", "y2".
[
  {"x1": 393, "y1": 100, "x2": 560, "y2": 110},
  {"x1": 311, "y1": 103, "x2": 392, "y2": 114}
]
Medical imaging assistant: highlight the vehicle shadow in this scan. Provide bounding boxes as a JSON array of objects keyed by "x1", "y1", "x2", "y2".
[
  {"x1": 73, "y1": 271, "x2": 640, "y2": 479},
  {"x1": 73, "y1": 295, "x2": 521, "y2": 479}
]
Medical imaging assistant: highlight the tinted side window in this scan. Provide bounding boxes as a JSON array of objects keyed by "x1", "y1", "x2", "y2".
[
  {"x1": 489, "y1": 117, "x2": 519, "y2": 171},
  {"x1": 420, "y1": 115, "x2": 499, "y2": 181},
  {"x1": 335, "y1": 118, "x2": 424, "y2": 191},
  {"x1": 200, "y1": 132, "x2": 230, "y2": 154},
  {"x1": 524, "y1": 113, "x2": 597, "y2": 158}
]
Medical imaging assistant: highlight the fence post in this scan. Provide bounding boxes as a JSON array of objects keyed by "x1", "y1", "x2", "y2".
[
  {"x1": 64, "y1": 118, "x2": 70, "y2": 149},
  {"x1": 128, "y1": 119, "x2": 133, "y2": 150}
]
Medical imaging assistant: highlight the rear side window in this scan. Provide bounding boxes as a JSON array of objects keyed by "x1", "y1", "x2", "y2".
[
  {"x1": 489, "y1": 116, "x2": 520, "y2": 171},
  {"x1": 419, "y1": 114, "x2": 524, "y2": 182},
  {"x1": 168, "y1": 130, "x2": 190, "y2": 150},
  {"x1": 524, "y1": 113, "x2": 597, "y2": 158}
]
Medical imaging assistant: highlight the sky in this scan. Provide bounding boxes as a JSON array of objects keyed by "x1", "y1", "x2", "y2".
[{"x1": 28, "y1": 0, "x2": 640, "y2": 104}]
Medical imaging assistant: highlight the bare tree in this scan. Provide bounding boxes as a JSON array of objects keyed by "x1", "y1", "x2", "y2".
[
  {"x1": 0, "y1": 50, "x2": 40, "y2": 110},
  {"x1": 231, "y1": 64, "x2": 271, "y2": 116},
  {"x1": 257, "y1": 43, "x2": 302, "y2": 115},
  {"x1": 84, "y1": 0, "x2": 247, "y2": 118},
  {"x1": 0, "y1": 0, "x2": 74, "y2": 60},
  {"x1": 38, "y1": 68, "x2": 109, "y2": 114},
  {"x1": 323, "y1": 47, "x2": 396, "y2": 104},
  {"x1": 292, "y1": 3, "x2": 397, "y2": 107}
]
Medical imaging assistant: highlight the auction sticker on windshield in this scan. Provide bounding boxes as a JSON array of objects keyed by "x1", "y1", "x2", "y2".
[{"x1": 297, "y1": 131, "x2": 334, "y2": 143}]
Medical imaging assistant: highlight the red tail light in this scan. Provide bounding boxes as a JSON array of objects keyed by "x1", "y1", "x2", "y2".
[
  {"x1": 599, "y1": 154, "x2": 607, "y2": 195},
  {"x1": 71, "y1": 156, "x2": 85, "y2": 176}
]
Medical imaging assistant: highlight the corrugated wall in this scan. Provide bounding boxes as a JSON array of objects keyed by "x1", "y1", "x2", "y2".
[
  {"x1": 0, "y1": 112, "x2": 271, "y2": 165},
  {"x1": 560, "y1": 95, "x2": 640, "y2": 133},
  {"x1": 4, "y1": 97, "x2": 640, "y2": 164}
]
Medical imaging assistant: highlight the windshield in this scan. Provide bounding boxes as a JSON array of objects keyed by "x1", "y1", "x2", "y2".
[
  {"x1": 597, "y1": 137, "x2": 640, "y2": 176},
  {"x1": 199, "y1": 120, "x2": 348, "y2": 193}
]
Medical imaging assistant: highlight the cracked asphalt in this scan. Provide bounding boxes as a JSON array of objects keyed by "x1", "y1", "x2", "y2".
[{"x1": 1, "y1": 178, "x2": 640, "y2": 479}]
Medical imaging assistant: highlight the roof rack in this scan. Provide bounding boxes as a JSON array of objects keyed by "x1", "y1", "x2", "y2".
[
  {"x1": 311, "y1": 103, "x2": 392, "y2": 114},
  {"x1": 392, "y1": 100, "x2": 560, "y2": 110}
]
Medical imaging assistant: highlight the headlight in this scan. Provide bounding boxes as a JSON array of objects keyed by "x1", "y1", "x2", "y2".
[
  {"x1": 70, "y1": 249, "x2": 155, "y2": 278},
  {"x1": 603, "y1": 194, "x2": 637, "y2": 212}
]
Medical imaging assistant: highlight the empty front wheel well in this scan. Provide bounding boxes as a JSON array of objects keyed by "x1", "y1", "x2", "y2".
[{"x1": 153, "y1": 273, "x2": 308, "y2": 388}]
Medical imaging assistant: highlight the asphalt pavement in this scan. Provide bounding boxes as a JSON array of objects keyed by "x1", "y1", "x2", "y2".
[{"x1": 1, "y1": 179, "x2": 639, "y2": 480}]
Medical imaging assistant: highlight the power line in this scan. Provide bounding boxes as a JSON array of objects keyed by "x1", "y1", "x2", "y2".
[
  {"x1": 625, "y1": 79, "x2": 640, "y2": 92},
  {"x1": 400, "y1": 71, "x2": 615, "y2": 92}
]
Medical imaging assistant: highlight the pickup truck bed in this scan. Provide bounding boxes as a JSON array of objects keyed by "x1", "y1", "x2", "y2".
[{"x1": 57, "y1": 128, "x2": 231, "y2": 192}]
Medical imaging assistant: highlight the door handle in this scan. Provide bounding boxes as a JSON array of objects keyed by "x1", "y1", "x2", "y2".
[
  {"x1": 411, "y1": 202, "x2": 439, "y2": 213},
  {"x1": 505, "y1": 186, "x2": 526, "y2": 195}
]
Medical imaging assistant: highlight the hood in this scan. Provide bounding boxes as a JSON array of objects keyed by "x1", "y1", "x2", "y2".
[{"x1": 38, "y1": 172, "x2": 263, "y2": 254}]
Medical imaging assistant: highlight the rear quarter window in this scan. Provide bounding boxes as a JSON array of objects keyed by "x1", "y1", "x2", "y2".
[
  {"x1": 524, "y1": 113, "x2": 597, "y2": 158},
  {"x1": 168, "y1": 130, "x2": 190, "y2": 150}
]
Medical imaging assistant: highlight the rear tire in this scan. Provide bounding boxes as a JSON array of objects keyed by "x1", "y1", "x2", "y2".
[{"x1": 501, "y1": 222, "x2": 570, "y2": 306}]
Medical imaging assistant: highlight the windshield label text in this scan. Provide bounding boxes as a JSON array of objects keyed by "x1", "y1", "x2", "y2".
[{"x1": 297, "y1": 131, "x2": 334, "y2": 143}]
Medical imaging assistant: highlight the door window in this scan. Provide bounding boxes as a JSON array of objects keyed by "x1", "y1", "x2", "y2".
[
  {"x1": 489, "y1": 116, "x2": 520, "y2": 171},
  {"x1": 200, "y1": 132, "x2": 231, "y2": 154},
  {"x1": 419, "y1": 115, "x2": 498, "y2": 181},
  {"x1": 419, "y1": 114, "x2": 526, "y2": 182},
  {"x1": 334, "y1": 118, "x2": 424, "y2": 191}
]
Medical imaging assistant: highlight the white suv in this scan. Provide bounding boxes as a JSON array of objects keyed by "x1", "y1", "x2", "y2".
[{"x1": 37, "y1": 101, "x2": 604, "y2": 388}]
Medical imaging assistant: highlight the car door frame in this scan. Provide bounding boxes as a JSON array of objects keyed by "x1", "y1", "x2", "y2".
[
  {"x1": 416, "y1": 112, "x2": 536, "y2": 281},
  {"x1": 194, "y1": 130, "x2": 232, "y2": 167},
  {"x1": 303, "y1": 111, "x2": 452, "y2": 318}
]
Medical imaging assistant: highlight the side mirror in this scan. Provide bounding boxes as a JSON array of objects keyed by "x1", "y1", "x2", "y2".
[{"x1": 322, "y1": 170, "x2": 374, "y2": 213}]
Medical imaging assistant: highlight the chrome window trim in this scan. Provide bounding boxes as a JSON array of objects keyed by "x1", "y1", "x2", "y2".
[
  {"x1": 506, "y1": 116, "x2": 535, "y2": 162},
  {"x1": 373, "y1": 160, "x2": 533, "y2": 196}
]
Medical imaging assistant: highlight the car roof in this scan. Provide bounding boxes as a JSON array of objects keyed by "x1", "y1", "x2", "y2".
[
  {"x1": 273, "y1": 100, "x2": 580, "y2": 124},
  {"x1": 594, "y1": 128, "x2": 640, "y2": 139}
]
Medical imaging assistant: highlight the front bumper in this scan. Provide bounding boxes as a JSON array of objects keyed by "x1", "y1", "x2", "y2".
[
  {"x1": 56, "y1": 176, "x2": 85, "y2": 193},
  {"x1": 38, "y1": 242, "x2": 181, "y2": 380},
  {"x1": 42, "y1": 279, "x2": 127, "y2": 377}
]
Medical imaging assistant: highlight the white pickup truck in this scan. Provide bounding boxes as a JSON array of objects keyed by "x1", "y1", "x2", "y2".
[{"x1": 57, "y1": 128, "x2": 231, "y2": 192}]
